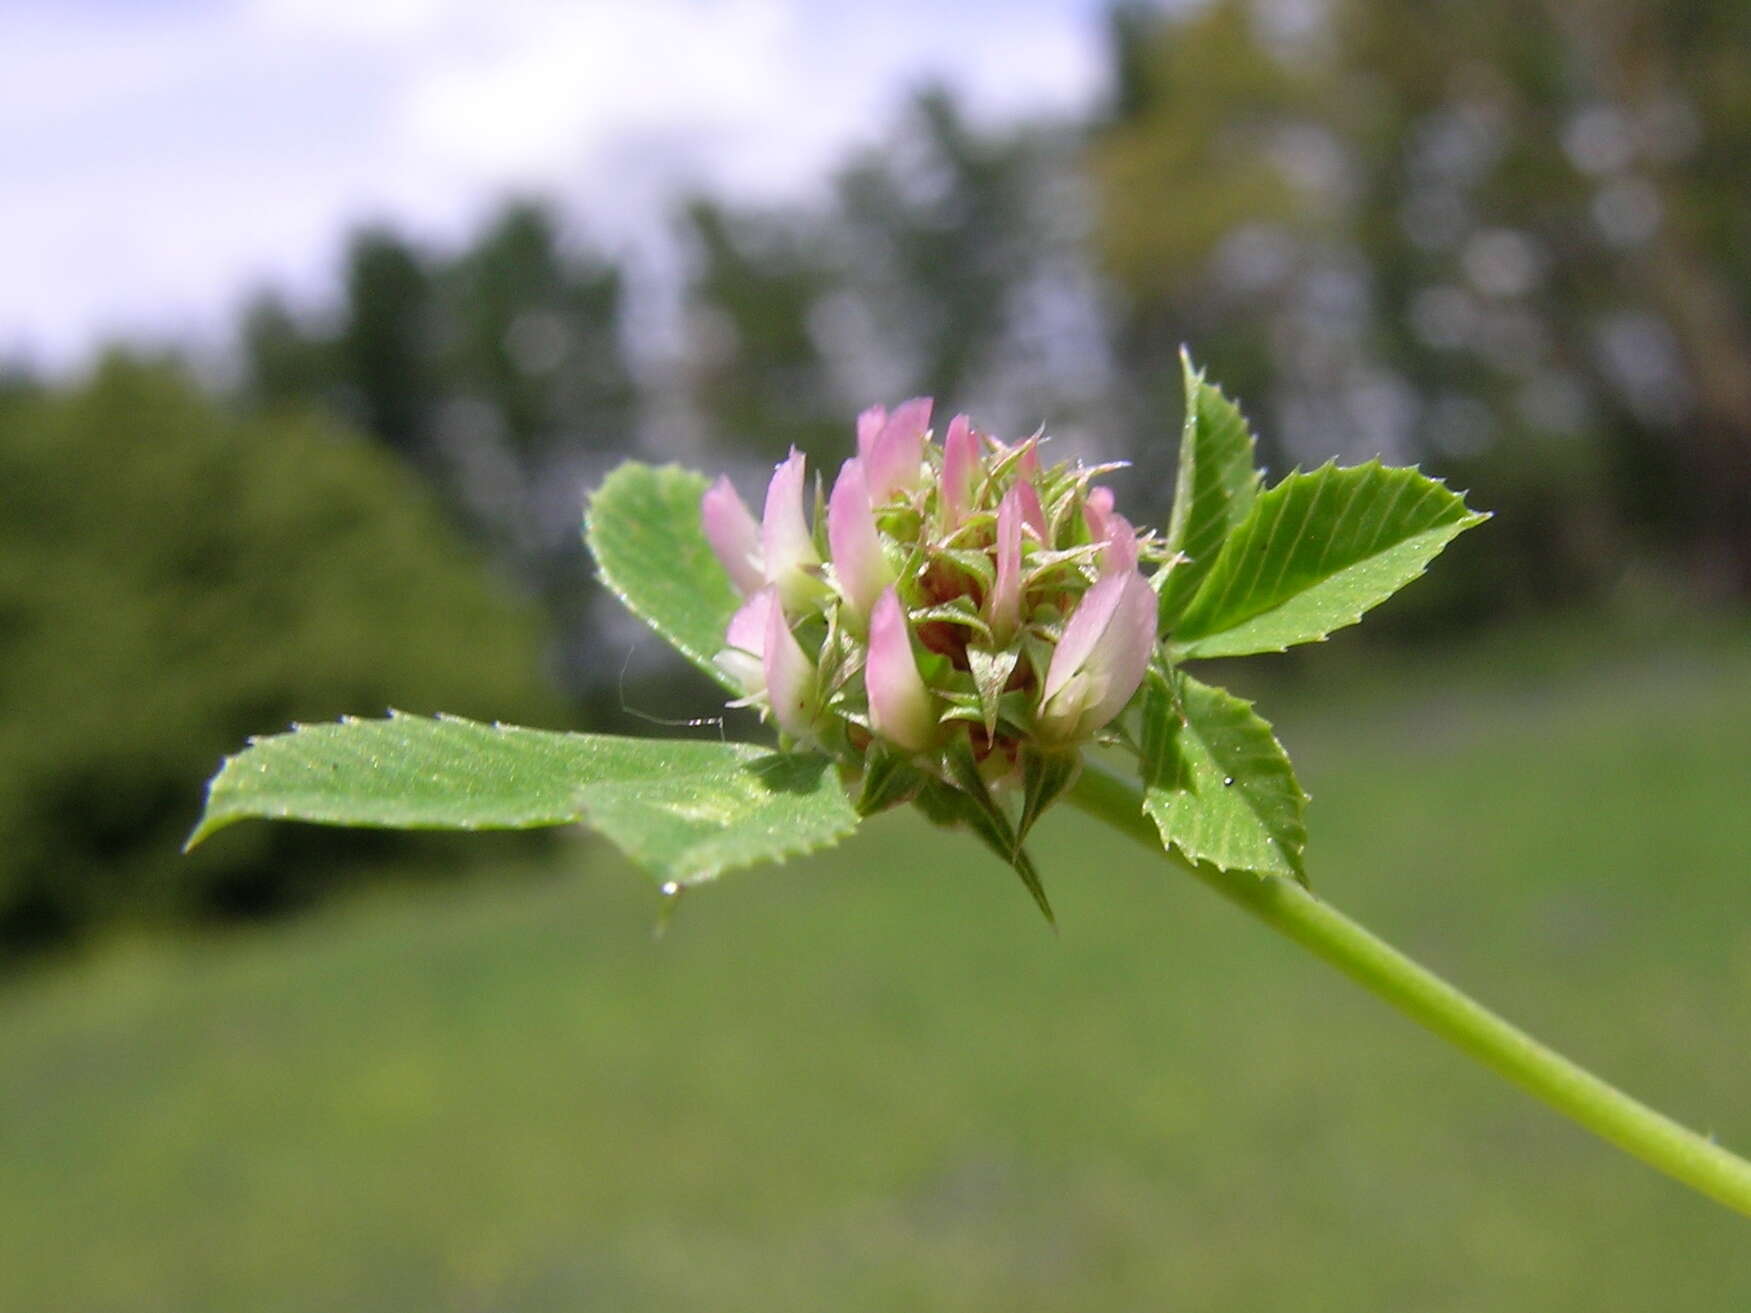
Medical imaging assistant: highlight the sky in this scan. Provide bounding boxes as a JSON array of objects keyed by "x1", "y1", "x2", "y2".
[{"x1": 2, "y1": 0, "x2": 1112, "y2": 369}]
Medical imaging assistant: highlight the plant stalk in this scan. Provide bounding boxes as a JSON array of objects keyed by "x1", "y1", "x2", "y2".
[{"x1": 1067, "y1": 761, "x2": 1751, "y2": 1217}]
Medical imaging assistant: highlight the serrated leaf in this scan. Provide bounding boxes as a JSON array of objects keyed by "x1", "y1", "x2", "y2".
[
  {"x1": 1169, "y1": 462, "x2": 1486, "y2": 659},
  {"x1": 1140, "y1": 671, "x2": 1307, "y2": 881},
  {"x1": 1158, "y1": 352, "x2": 1262, "y2": 626},
  {"x1": 188, "y1": 713, "x2": 857, "y2": 886},
  {"x1": 586, "y1": 462, "x2": 742, "y2": 691}
]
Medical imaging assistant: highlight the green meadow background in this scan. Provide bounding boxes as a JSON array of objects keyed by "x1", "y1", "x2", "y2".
[{"x1": 6, "y1": 619, "x2": 1747, "y2": 1312}]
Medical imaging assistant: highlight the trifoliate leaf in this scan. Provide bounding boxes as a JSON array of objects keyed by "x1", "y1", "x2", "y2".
[
  {"x1": 1140, "y1": 671, "x2": 1308, "y2": 881},
  {"x1": 1168, "y1": 462, "x2": 1486, "y2": 659},
  {"x1": 586, "y1": 462, "x2": 743, "y2": 691},
  {"x1": 1158, "y1": 351, "x2": 1262, "y2": 627},
  {"x1": 188, "y1": 713, "x2": 857, "y2": 886}
]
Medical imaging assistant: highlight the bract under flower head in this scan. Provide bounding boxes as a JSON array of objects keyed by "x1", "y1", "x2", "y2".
[{"x1": 703, "y1": 402, "x2": 1169, "y2": 799}]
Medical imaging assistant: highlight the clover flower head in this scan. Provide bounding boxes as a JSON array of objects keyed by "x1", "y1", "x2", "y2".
[{"x1": 702, "y1": 403, "x2": 1169, "y2": 822}]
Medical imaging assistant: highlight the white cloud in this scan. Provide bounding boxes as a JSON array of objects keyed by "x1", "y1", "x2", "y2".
[{"x1": 0, "y1": 0, "x2": 1103, "y2": 368}]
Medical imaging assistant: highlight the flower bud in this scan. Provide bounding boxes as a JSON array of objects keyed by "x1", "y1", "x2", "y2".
[
  {"x1": 701, "y1": 475, "x2": 764, "y2": 596},
  {"x1": 1037, "y1": 568, "x2": 1157, "y2": 742},
  {"x1": 1083, "y1": 486, "x2": 1114, "y2": 544},
  {"x1": 987, "y1": 483, "x2": 1025, "y2": 645},
  {"x1": 862, "y1": 398, "x2": 932, "y2": 503},
  {"x1": 856, "y1": 405, "x2": 887, "y2": 463},
  {"x1": 1015, "y1": 478, "x2": 1048, "y2": 542},
  {"x1": 763, "y1": 590, "x2": 820, "y2": 741},
  {"x1": 1099, "y1": 508, "x2": 1140, "y2": 577},
  {"x1": 761, "y1": 448, "x2": 823, "y2": 611},
  {"x1": 939, "y1": 413, "x2": 979, "y2": 529},
  {"x1": 714, "y1": 587, "x2": 776, "y2": 696},
  {"x1": 827, "y1": 458, "x2": 891, "y2": 624},
  {"x1": 867, "y1": 587, "x2": 936, "y2": 753}
]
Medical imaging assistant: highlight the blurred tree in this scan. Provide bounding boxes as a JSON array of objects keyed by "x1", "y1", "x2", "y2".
[
  {"x1": 679, "y1": 85, "x2": 1107, "y2": 473},
  {"x1": 1091, "y1": 0, "x2": 1751, "y2": 606},
  {"x1": 238, "y1": 289, "x2": 337, "y2": 414},
  {"x1": 679, "y1": 196, "x2": 843, "y2": 465},
  {"x1": 432, "y1": 201, "x2": 640, "y2": 691},
  {"x1": 831, "y1": 87, "x2": 1103, "y2": 436},
  {"x1": 337, "y1": 226, "x2": 440, "y2": 465},
  {"x1": 0, "y1": 357, "x2": 562, "y2": 948},
  {"x1": 239, "y1": 200, "x2": 640, "y2": 698},
  {"x1": 834, "y1": 88, "x2": 1042, "y2": 408},
  {"x1": 1092, "y1": 0, "x2": 1308, "y2": 502}
]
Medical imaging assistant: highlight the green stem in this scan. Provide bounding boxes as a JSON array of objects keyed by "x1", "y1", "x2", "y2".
[{"x1": 1068, "y1": 761, "x2": 1751, "y2": 1217}]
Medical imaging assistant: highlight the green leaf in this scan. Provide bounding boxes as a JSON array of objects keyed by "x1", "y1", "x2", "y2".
[
  {"x1": 1140, "y1": 671, "x2": 1308, "y2": 881},
  {"x1": 1158, "y1": 351, "x2": 1262, "y2": 626},
  {"x1": 586, "y1": 462, "x2": 743, "y2": 691},
  {"x1": 1169, "y1": 462, "x2": 1486, "y2": 659},
  {"x1": 188, "y1": 713, "x2": 857, "y2": 886}
]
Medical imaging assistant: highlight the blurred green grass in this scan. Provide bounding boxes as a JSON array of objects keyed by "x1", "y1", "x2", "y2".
[{"x1": 3, "y1": 622, "x2": 1749, "y2": 1312}]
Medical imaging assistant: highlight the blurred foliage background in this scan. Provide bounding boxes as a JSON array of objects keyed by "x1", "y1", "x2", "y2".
[
  {"x1": 8, "y1": 0, "x2": 1745, "y2": 946},
  {"x1": 3, "y1": 0, "x2": 1750, "y2": 1306}
]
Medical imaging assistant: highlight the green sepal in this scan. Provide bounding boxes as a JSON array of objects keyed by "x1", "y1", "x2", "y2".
[
  {"x1": 852, "y1": 743, "x2": 929, "y2": 817},
  {"x1": 940, "y1": 740, "x2": 1055, "y2": 925},
  {"x1": 1017, "y1": 747, "x2": 1081, "y2": 848},
  {"x1": 967, "y1": 643, "x2": 1022, "y2": 735},
  {"x1": 931, "y1": 547, "x2": 997, "y2": 589},
  {"x1": 912, "y1": 599, "x2": 995, "y2": 643}
]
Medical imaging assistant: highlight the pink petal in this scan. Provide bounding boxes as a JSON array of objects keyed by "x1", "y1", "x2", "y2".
[
  {"x1": 762, "y1": 591, "x2": 818, "y2": 740},
  {"x1": 987, "y1": 483, "x2": 1024, "y2": 644},
  {"x1": 1016, "y1": 479, "x2": 1048, "y2": 542},
  {"x1": 866, "y1": 588, "x2": 935, "y2": 753},
  {"x1": 939, "y1": 413, "x2": 979, "y2": 529},
  {"x1": 1041, "y1": 569, "x2": 1125, "y2": 707},
  {"x1": 827, "y1": 458, "x2": 891, "y2": 622},
  {"x1": 1101, "y1": 510, "x2": 1140, "y2": 577},
  {"x1": 714, "y1": 588, "x2": 775, "y2": 695},
  {"x1": 1083, "y1": 486, "x2": 1114, "y2": 543},
  {"x1": 1074, "y1": 573, "x2": 1157, "y2": 734},
  {"x1": 1039, "y1": 570, "x2": 1156, "y2": 740},
  {"x1": 700, "y1": 475, "x2": 764, "y2": 596},
  {"x1": 866, "y1": 397, "x2": 932, "y2": 502},
  {"x1": 856, "y1": 405, "x2": 887, "y2": 466},
  {"x1": 761, "y1": 447, "x2": 821, "y2": 610}
]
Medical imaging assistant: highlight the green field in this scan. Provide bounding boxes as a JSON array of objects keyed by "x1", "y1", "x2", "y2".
[{"x1": 4, "y1": 623, "x2": 1750, "y2": 1311}]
